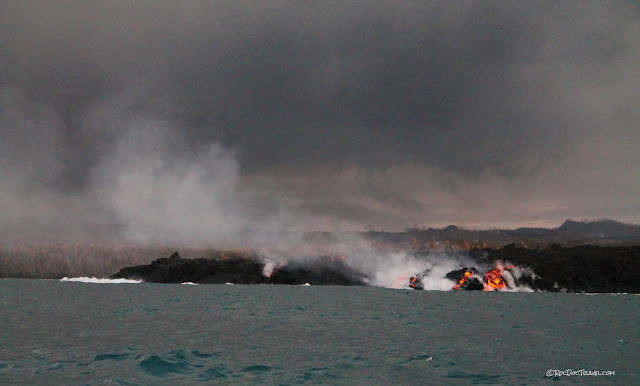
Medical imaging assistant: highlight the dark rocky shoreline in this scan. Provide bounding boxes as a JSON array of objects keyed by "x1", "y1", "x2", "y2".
[
  {"x1": 112, "y1": 252, "x2": 365, "y2": 286},
  {"x1": 471, "y1": 244, "x2": 640, "y2": 293},
  {"x1": 112, "y1": 245, "x2": 640, "y2": 293}
]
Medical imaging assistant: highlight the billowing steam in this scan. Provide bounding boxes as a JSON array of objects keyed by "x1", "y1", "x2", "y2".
[
  {"x1": 91, "y1": 118, "x2": 247, "y2": 245},
  {"x1": 110, "y1": 246, "x2": 540, "y2": 291},
  {"x1": 0, "y1": 88, "x2": 550, "y2": 293},
  {"x1": 263, "y1": 234, "x2": 540, "y2": 292},
  {"x1": 3, "y1": 1, "x2": 640, "y2": 246},
  {"x1": 358, "y1": 254, "x2": 538, "y2": 292}
]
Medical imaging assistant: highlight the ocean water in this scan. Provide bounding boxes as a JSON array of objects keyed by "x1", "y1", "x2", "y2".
[{"x1": 0, "y1": 279, "x2": 638, "y2": 384}]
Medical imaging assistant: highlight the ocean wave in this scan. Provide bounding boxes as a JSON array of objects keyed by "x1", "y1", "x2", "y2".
[{"x1": 60, "y1": 277, "x2": 142, "y2": 284}]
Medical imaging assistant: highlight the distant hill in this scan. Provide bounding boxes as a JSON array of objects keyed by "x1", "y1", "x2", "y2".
[
  {"x1": 557, "y1": 219, "x2": 640, "y2": 239},
  {"x1": 365, "y1": 219, "x2": 640, "y2": 248}
]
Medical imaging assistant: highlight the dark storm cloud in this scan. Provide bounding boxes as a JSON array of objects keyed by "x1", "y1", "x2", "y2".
[
  {"x1": 1, "y1": 1, "x2": 639, "y2": 239},
  {"x1": 4, "y1": 1, "x2": 638, "y2": 175}
]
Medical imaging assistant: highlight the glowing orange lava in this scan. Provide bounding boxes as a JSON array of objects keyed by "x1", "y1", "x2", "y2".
[
  {"x1": 453, "y1": 270, "x2": 473, "y2": 290},
  {"x1": 331, "y1": 255, "x2": 345, "y2": 262},
  {"x1": 409, "y1": 276, "x2": 418, "y2": 289},
  {"x1": 392, "y1": 275, "x2": 409, "y2": 288},
  {"x1": 484, "y1": 269, "x2": 507, "y2": 290}
]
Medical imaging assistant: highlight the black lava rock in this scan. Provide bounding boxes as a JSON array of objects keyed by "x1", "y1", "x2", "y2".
[
  {"x1": 445, "y1": 267, "x2": 484, "y2": 291},
  {"x1": 112, "y1": 252, "x2": 266, "y2": 284},
  {"x1": 408, "y1": 276, "x2": 423, "y2": 290},
  {"x1": 470, "y1": 245, "x2": 640, "y2": 293},
  {"x1": 112, "y1": 253, "x2": 367, "y2": 286}
]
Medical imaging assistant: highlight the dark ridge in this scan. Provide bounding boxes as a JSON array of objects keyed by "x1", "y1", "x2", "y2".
[
  {"x1": 470, "y1": 245, "x2": 640, "y2": 293},
  {"x1": 112, "y1": 253, "x2": 366, "y2": 286},
  {"x1": 557, "y1": 219, "x2": 640, "y2": 238},
  {"x1": 391, "y1": 218, "x2": 640, "y2": 247},
  {"x1": 112, "y1": 252, "x2": 266, "y2": 284}
]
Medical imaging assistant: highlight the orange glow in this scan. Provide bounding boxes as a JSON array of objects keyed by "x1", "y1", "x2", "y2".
[
  {"x1": 392, "y1": 275, "x2": 409, "y2": 288},
  {"x1": 453, "y1": 270, "x2": 473, "y2": 290},
  {"x1": 331, "y1": 255, "x2": 345, "y2": 262},
  {"x1": 409, "y1": 276, "x2": 418, "y2": 289},
  {"x1": 484, "y1": 269, "x2": 507, "y2": 290}
]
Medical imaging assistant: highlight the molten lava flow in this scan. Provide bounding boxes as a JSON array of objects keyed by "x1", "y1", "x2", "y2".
[
  {"x1": 392, "y1": 275, "x2": 409, "y2": 289},
  {"x1": 408, "y1": 276, "x2": 424, "y2": 290},
  {"x1": 331, "y1": 255, "x2": 345, "y2": 262},
  {"x1": 484, "y1": 269, "x2": 507, "y2": 290},
  {"x1": 453, "y1": 270, "x2": 473, "y2": 290}
]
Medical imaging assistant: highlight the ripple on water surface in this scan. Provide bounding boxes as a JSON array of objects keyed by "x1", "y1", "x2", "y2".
[{"x1": 0, "y1": 279, "x2": 637, "y2": 384}]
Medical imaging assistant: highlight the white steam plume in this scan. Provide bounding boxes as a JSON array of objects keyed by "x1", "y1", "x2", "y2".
[{"x1": 92, "y1": 118, "x2": 248, "y2": 246}]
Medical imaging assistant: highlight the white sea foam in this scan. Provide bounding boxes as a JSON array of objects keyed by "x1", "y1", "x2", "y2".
[
  {"x1": 182, "y1": 282, "x2": 198, "y2": 285},
  {"x1": 60, "y1": 277, "x2": 142, "y2": 284}
]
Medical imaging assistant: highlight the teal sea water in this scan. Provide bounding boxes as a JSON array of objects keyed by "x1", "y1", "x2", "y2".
[{"x1": 0, "y1": 279, "x2": 638, "y2": 384}]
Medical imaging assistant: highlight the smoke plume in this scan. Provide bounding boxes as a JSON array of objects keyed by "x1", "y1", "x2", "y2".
[{"x1": 1, "y1": 1, "x2": 639, "y2": 243}]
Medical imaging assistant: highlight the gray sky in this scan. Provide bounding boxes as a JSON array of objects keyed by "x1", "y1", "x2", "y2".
[{"x1": 1, "y1": 1, "x2": 639, "y2": 242}]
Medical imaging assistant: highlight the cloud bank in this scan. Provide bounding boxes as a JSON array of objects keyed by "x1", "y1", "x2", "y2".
[{"x1": 1, "y1": 1, "x2": 639, "y2": 243}]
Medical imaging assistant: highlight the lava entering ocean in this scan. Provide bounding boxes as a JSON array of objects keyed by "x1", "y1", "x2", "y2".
[
  {"x1": 405, "y1": 263, "x2": 527, "y2": 291},
  {"x1": 483, "y1": 269, "x2": 507, "y2": 291},
  {"x1": 409, "y1": 276, "x2": 423, "y2": 290},
  {"x1": 453, "y1": 270, "x2": 473, "y2": 290},
  {"x1": 112, "y1": 250, "x2": 537, "y2": 291}
]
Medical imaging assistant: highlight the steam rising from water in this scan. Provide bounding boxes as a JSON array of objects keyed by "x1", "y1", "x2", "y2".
[
  {"x1": 92, "y1": 119, "x2": 247, "y2": 245},
  {"x1": 346, "y1": 250, "x2": 537, "y2": 292},
  {"x1": 365, "y1": 253, "x2": 473, "y2": 290},
  {"x1": 3, "y1": 90, "x2": 537, "y2": 293},
  {"x1": 3, "y1": 95, "x2": 539, "y2": 293},
  {"x1": 0, "y1": 88, "x2": 303, "y2": 244}
]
